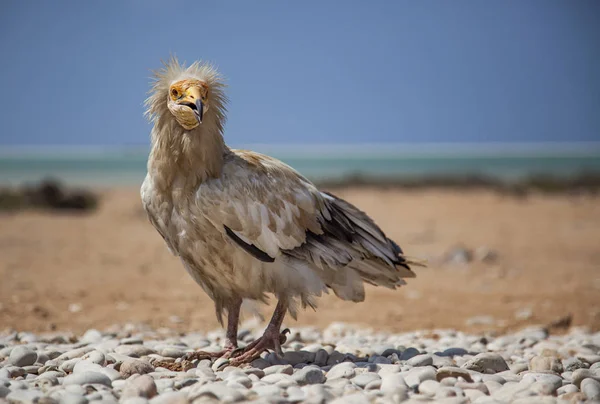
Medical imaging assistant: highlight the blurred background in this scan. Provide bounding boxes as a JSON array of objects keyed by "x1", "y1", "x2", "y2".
[{"x1": 0, "y1": 1, "x2": 599, "y2": 335}]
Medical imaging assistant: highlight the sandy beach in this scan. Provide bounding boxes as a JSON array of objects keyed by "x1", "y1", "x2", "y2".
[{"x1": 1, "y1": 187, "x2": 599, "y2": 335}]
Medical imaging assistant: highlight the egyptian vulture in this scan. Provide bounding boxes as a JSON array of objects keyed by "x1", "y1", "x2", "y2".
[{"x1": 141, "y1": 58, "x2": 418, "y2": 366}]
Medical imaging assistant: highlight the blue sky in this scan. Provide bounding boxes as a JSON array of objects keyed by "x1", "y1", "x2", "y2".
[{"x1": 0, "y1": 1, "x2": 598, "y2": 146}]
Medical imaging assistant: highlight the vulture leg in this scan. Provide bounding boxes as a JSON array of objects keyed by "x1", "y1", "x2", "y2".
[
  {"x1": 228, "y1": 298, "x2": 290, "y2": 366},
  {"x1": 183, "y1": 298, "x2": 242, "y2": 361}
]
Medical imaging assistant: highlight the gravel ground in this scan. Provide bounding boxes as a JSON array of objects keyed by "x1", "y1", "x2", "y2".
[{"x1": 1, "y1": 322, "x2": 599, "y2": 404}]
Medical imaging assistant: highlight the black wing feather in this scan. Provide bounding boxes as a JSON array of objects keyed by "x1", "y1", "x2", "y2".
[{"x1": 224, "y1": 225, "x2": 275, "y2": 263}]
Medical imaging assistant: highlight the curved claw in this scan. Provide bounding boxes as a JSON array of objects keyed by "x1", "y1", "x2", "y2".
[
  {"x1": 278, "y1": 328, "x2": 290, "y2": 346},
  {"x1": 215, "y1": 358, "x2": 231, "y2": 371},
  {"x1": 228, "y1": 347, "x2": 246, "y2": 359},
  {"x1": 273, "y1": 328, "x2": 291, "y2": 357}
]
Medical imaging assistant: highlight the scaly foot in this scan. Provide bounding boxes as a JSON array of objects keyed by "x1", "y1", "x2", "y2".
[
  {"x1": 157, "y1": 342, "x2": 238, "y2": 371},
  {"x1": 183, "y1": 346, "x2": 235, "y2": 362},
  {"x1": 228, "y1": 328, "x2": 290, "y2": 366}
]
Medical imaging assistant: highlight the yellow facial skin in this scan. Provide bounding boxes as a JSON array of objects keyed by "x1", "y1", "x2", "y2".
[{"x1": 167, "y1": 79, "x2": 209, "y2": 130}]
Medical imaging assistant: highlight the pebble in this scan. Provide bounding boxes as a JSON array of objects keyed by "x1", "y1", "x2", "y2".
[
  {"x1": 464, "y1": 388, "x2": 486, "y2": 401},
  {"x1": 80, "y1": 329, "x2": 103, "y2": 345},
  {"x1": 57, "y1": 392, "x2": 89, "y2": 404},
  {"x1": 261, "y1": 373, "x2": 293, "y2": 384},
  {"x1": 510, "y1": 362, "x2": 529, "y2": 374},
  {"x1": 240, "y1": 367, "x2": 263, "y2": 378},
  {"x1": 456, "y1": 381, "x2": 488, "y2": 393},
  {"x1": 529, "y1": 355, "x2": 563, "y2": 373},
  {"x1": 441, "y1": 376, "x2": 457, "y2": 386},
  {"x1": 63, "y1": 385, "x2": 86, "y2": 395},
  {"x1": 59, "y1": 358, "x2": 80, "y2": 373},
  {"x1": 73, "y1": 360, "x2": 105, "y2": 374},
  {"x1": 159, "y1": 348, "x2": 186, "y2": 359},
  {"x1": 562, "y1": 357, "x2": 586, "y2": 372},
  {"x1": 405, "y1": 366, "x2": 437, "y2": 387},
  {"x1": 407, "y1": 353, "x2": 433, "y2": 367},
  {"x1": 6, "y1": 389, "x2": 43, "y2": 403},
  {"x1": 8, "y1": 347, "x2": 37, "y2": 367},
  {"x1": 23, "y1": 365, "x2": 40, "y2": 374},
  {"x1": 63, "y1": 371, "x2": 112, "y2": 387},
  {"x1": 120, "y1": 359, "x2": 155, "y2": 378},
  {"x1": 0, "y1": 323, "x2": 598, "y2": 403},
  {"x1": 263, "y1": 364, "x2": 293, "y2": 376},
  {"x1": 431, "y1": 354, "x2": 455, "y2": 368},
  {"x1": 484, "y1": 380, "x2": 504, "y2": 394},
  {"x1": 226, "y1": 375, "x2": 251, "y2": 388},
  {"x1": 327, "y1": 362, "x2": 356, "y2": 380},
  {"x1": 293, "y1": 366, "x2": 325, "y2": 385},
  {"x1": 437, "y1": 366, "x2": 473, "y2": 382},
  {"x1": 121, "y1": 398, "x2": 148, "y2": 404},
  {"x1": 581, "y1": 378, "x2": 600, "y2": 400},
  {"x1": 492, "y1": 381, "x2": 533, "y2": 401},
  {"x1": 439, "y1": 347, "x2": 469, "y2": 357},
  {"x1": 326, "y1": 351, "x2": 355, "y2": 366},
  {"x1": 154, "y1": 379, "x2": 174, "y2": 392},
  {"x1": 380, "y1": 348, "x2": 402, "y2": 357},
  {"x1": 314, "y1": 349, "x2": 329, "y2": 366},
  {"x1": 364, "y1": 379, "x2": 381, "y2": 390},
  {"x1": 380, "y1": 373, "x2": 408, "y2": 394},
  {"x1": 57, "y1": 347, "x2": 94, "y2": 361},
  {"x1": 114, "y1": 345, "x2": 156, "y2": 358},
  {"x1": 559, "y1": 392, "x2": 587, "y2": 402},
  {"x1": 377, "y1": 364, "x2": 400, "y2": 375},
  {"x1": 526, "y1": 373, "x2": 563, "y2": 395},
  {"x1": 209, "y1": 357, "x2": 228, "y2": 372},
  {"x1": 579, "y1": 354, "x2": 600, "y2": 365},
  {"x1": 188, "y1": 382, "x2": 245, "y2": 402},
  {"x1": 251, "y1": 383, "x2": 281, "y2": 398},
  {"x1": 0, "y1": 386, "x2": 9, "y2": 398},
  {"x1": 572, "y1": 368, "x2": 600, "y2": 387},
  {"x1": 286, "y1": 385, "x2": 305, "y2": 401},
  {"x1": 325, "y1": 377, "x2": 350, "y2": 389},
  {"x1": 418, "y1": 379, "x2": 440, "y2": 396},
  {"x1": 80, "y1": 351, "x2": 105, "y2": 366},
  {"x1": 481, "y1": 374, "x2": 507, "y2": 384},
  {"x1": 557, "y1": 383, "x2": 578, "y2": 395},
  {"x1": 462, "y1": 352, "x2": 510, "y2": 373},
  {"x1": 148, "y1": 391, "x2": 186, "y2": 404},
  {"x1": 122, "y1": 375, "x2": 158, "y2": 398},
  {"x1": 283, "y1": 350, "x2": 314, "y2": 365},
  {"x1": 399, "y1": 347, "x2": 420, "y2": 361},
  {"x1": 351, "y1": 372, "x2": 380, "y2": 388},
  {"x1": 330, "y1": 392, "x2": 369, "y2": 404}
]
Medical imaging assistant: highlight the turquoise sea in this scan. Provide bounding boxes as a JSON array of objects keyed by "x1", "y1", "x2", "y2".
[{"x1": 1, "y1": 143, "x2": 599, "y2": 187}]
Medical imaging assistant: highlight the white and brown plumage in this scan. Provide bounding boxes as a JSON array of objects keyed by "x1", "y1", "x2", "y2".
[{"x1": 141, "y1": 58, "x2": 418, "y2": 365}]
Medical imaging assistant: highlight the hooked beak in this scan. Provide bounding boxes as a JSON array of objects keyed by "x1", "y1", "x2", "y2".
[
  {"x1": 195, "y1": 98, "x2": 204, "y2": 123},
  {"x1": 178, "y1": 87, "x2": 206, "y2": 124}
]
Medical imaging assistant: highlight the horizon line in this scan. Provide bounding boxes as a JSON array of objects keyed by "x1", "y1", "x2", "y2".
[{"x1": 1, "y1": 141, "x2": 600, "y2": 158}]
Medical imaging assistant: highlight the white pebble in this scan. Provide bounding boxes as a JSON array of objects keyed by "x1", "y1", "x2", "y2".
[{"x1": 582, "y1": 378, "x2": 600, "y2": 400}]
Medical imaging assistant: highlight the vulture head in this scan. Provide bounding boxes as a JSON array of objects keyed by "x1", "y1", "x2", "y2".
[
  {"x1": 146, "y1": 57, "x2": 228, "y2": 134},
  {"x1": 168, "y1": 79, "x2": 209, "y2": 130}
]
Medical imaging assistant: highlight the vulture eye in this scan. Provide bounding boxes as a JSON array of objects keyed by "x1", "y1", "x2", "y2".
[{"x1": 171, "y1": 89, "x2": 179, "y2": 98}]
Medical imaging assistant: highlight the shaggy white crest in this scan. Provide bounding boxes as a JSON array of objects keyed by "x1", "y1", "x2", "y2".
[{"x1": 145, "y1": 57, "x2": 229, "y2": 139}]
